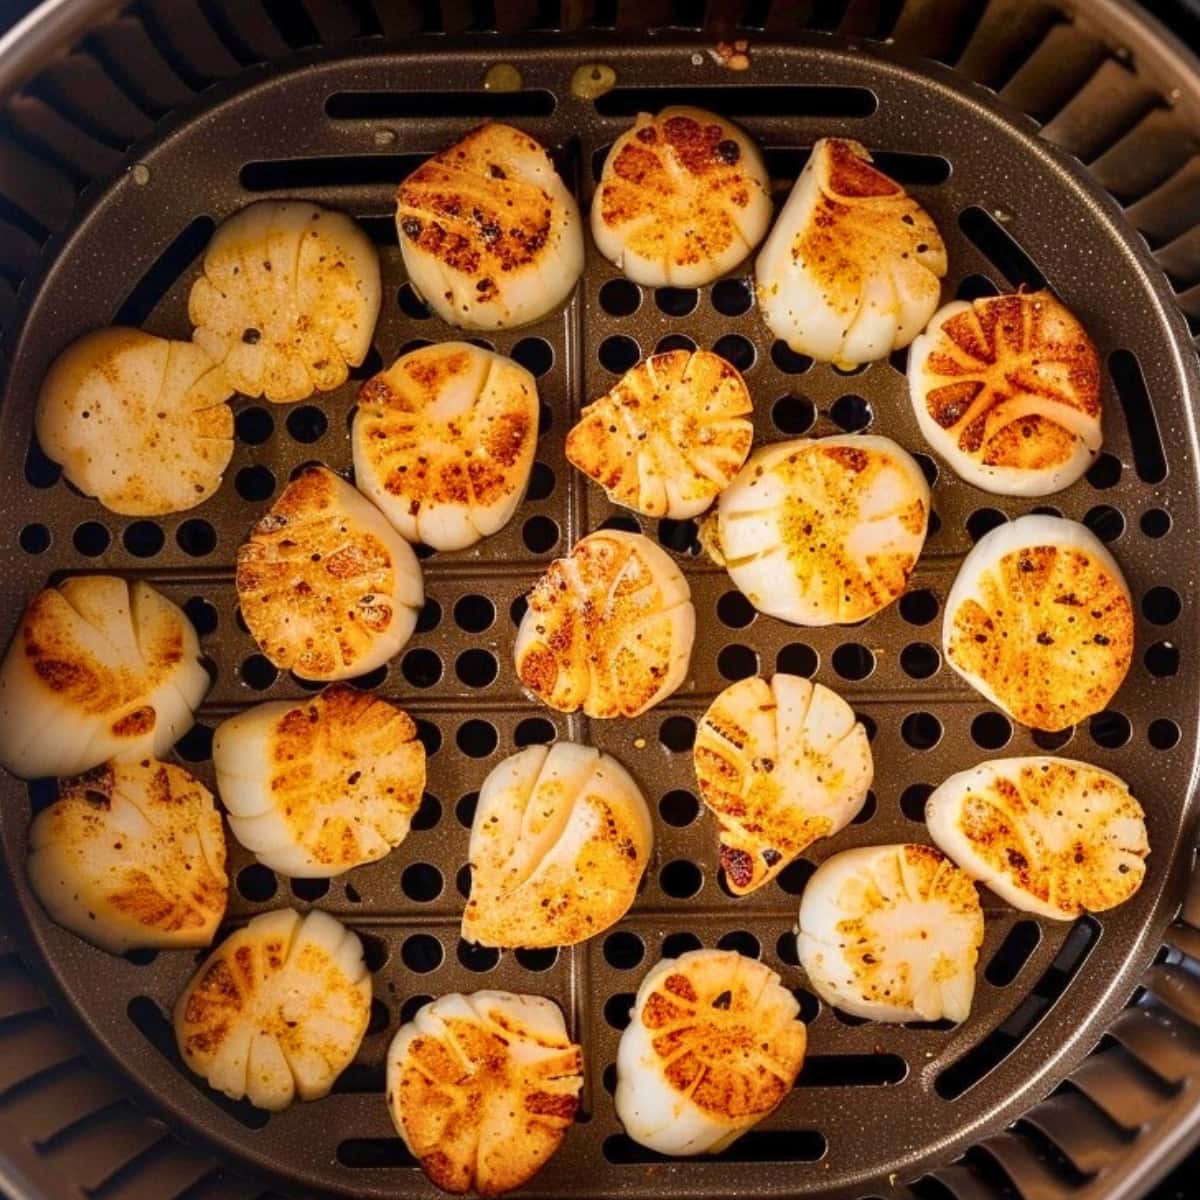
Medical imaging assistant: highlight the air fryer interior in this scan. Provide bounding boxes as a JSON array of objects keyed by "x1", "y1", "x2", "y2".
[{"x1": 1, "y1": 4, "x2": 1200, "y2": 1200}]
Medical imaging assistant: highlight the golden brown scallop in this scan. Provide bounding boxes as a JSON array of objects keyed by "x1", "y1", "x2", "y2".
[{"x1": 566, "y1": 349, "x2": 753, "y2": 519}]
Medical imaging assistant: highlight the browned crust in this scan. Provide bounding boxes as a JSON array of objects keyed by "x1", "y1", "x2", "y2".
[{"x1": 946, "y1": 545, "x2": 1133, "y2": 730}]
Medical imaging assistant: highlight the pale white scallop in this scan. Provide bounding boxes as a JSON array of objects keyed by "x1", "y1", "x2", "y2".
[
  {"x1": 189, "y1": 200, "x2": 381, "y2": 403},
  {"x1": 942, "y1": 514, "x2": 1133, "y2": 731},
  {"x1": 235, "y1": 465, "x2": 423, "y2": 682},
  {"x1": 908, "y1": 291, "x2": 1103, "y2": 496},
  {"x1": 395, "y1": 122, "x2": 584, "y2": 330},
  {"x1": 694, "y1": 673, "x2": 873, "y2": 895},
  {"x1": 387, "y1": 991, "x2": 583, "y2": 1196},
  {"x1": 797, "y1": 843, "x2": 984, "y2": 1023},
  {"x1": 715, "y1": 435, "x2": 930, "y2": 626},
  {"x1": 352, "y1": 341, "x2": 539, "y2": 550},
  {"x1": 463, "y1": 742, "x2": 652, "y2": 948},
  {"x1": 926, "y1": 756, "x2": 1149, "y2": 919},
  {"x1": 28, "y1": 757, "x2": 227, "y2": 954},
  {"x1": 615, "y1": 949, "x2": 807, "y2": 1156},
  {"x1": 174, "y1": 907, "x2": 370, "y2": 1111},
  {"x1": 213, "y1": 685, "x2": 426, "y2": 878},
  {"x1": 514, "y1": 530, "x2": 694, "y2": 718},
  {"x1": 35, "y1": 327, "x2": 234, "y2": 516},
  {"x1": 756, "y1": 138, "x2": 947, "y2": 365},
  {"x1": 0, "y1": 576, "x2": 209, "y2": 780},
  {"x1": 591, "y1": 107, "x2": 771, "y2": 287}
]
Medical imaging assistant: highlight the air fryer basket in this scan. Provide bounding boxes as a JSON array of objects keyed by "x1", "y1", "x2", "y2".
[{"x1": 1, "y1": 2, "x2": 1200, "y2": 1199}]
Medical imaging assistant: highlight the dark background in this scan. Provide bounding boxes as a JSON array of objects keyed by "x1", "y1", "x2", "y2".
[{"x1": 0, "y1": 0, "x2": 1194, "y2": 1196}]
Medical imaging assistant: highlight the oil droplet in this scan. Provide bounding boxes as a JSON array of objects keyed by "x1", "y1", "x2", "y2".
[
  {"x1": 570, "y1": 62, "x2": 616, "y2": 100},
  {"x1": 633, "y1": 737, "x2": 646, "y2": 750},
  {"x1": 483, "y1": 63, "x2": 523, "y2": 93},
  {"x1": 131, "y1": 163, "x2": 151, "y2": 186}
]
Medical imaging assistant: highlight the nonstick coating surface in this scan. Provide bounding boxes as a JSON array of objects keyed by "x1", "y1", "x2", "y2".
[{"x1": 0, "y1": 38, "x2": 1197, "y2": 1200}]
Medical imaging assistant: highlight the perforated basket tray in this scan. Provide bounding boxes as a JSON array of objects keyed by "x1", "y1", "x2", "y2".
[{"x1": 2, "y1": 3, "x2": 1200, "y2": 1200}]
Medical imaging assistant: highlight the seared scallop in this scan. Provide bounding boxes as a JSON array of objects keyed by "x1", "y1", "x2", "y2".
[
  {"x1": 0, "y1": 576, "x2": 209, "y2": 780},
  {"x1": 463, "y1": 742, "x2": 652, "y2": 948},
  {"x1": 615, "y1": 949, "x2": 807, "y2": 1156},
  {"x1": 514, "y1": 530, "x2": 694, "y2": 718},
  {"x1": 566, "y1": 349, "x2": 753, "y2": 520},
  {"x1": 213, "y1": 685, "x2": 425, "y2": 878},
  {"x1": 28, "y1": 758, "x2": 226, "y2": 954},
  {"x1": 352, "y1": 342, "x2": 539, "y2": 550},
  {"x1": 387, "y1": 991, "x2": 582, "y2": 1196},
  {"x1": 236, "y1": 465, "x2": 423, "y2": 682},
  {"x1": 756, "y1": 138, "x2": 947, "y2": 365},
  {"x1": 927, "y1": 756, "x2": 1148, "y2": 918},
  {"x1": 189, "y1": 201, "x2": 380, "y2": 403},
  {"x1": 909, "y1": 291, "x2": 1102, "y2": 495},
  {"x1": 943, "y1": 514, "x2": 1133, "y2": 731},
  {"x1": 396, "y1": 122, "x2": 584, "y2": 330},
  {"x1": 35, "y1": 328, "x2": 233, "y2": 516},
  {"x1": 695, "y1": 673, "x2": 872, "y2": 895},
  {"x1": 591, "y1": 107, "x2": 771, "y2": 287},
  {"x1": 797, "y1": 843, "x2": 984, "y2": 1023},
  {"x1": 714, "y1": 435, "x2": 929, "y2": 625},
  {"x1": 174, "y1": 907, "x2": 371, "y2": 1111}
]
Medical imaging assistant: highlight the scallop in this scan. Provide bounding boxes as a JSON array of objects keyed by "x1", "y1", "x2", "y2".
[
  {"x1": 714, "y1": 435, "x2": 930, "y2": 626},
  {"x1": 0, "y1": 576, "x2": 209, "y2": 780},
  {"x1": 694, "y1": 673, "x2": 872, "y2": 895},
  {"x1": 909, "y1": 291, "x2": 1102, "y2": 495},
  {"x1": 797, "y1": 843, "x2": 984, "y2": 1023},
  {"x1": 35, "y1": 327, "x2": 233, "y2": 516},
  {"x1": 387, "y1": 991, "x2": 582, "y2": 1196},
  {"x1": 174, "y1": 907, "x2": 371, "y2": 1111},
  {"x1": 28, "y1": 758, "x2": 227, "y2": 954},
  {"x1": 213, "y1": 685, "x2": 426, "y2": 878},
  {"x1": 565, "y1": 349, "x2": 754, "y2": 520},
  {"x1": 926, "y1": 756, "x2": 1148, "y2": 918},
  {"x1": 756, "y1": 138, "x2": 947, "y2": 365},
  {"x1": 943, "y1": 514, "x2": 1133, "y2": 731},
  {"x1": 463, "y1": 742, "x2": 652, "y2": 948},
  {"x1": 591, "y1": 106, "x2": 771, "y2": 287},
  {"x1": 352, "y1": 342, "x2": 539, "y2": 550},
  {"x1": 615, "y1": 949, "x2": 807, "y2": 1156},
  {"x1": 395, "y1": 122, "x2": 584, "y2": 330},
  {"x1": 514, "y1": 529, "x2": 694, "y2": 718},
  {"x1": 189, "y1": 200, "x2": 380, "y2": 403},
  {"x1": 235, "y1": 465, "x2": 423, "y2": 682}
]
